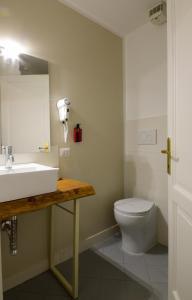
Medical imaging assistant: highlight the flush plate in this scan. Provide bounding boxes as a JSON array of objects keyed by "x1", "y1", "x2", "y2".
[{"x1": 137, "y1": 129, "x2": 157, "y2": 145}]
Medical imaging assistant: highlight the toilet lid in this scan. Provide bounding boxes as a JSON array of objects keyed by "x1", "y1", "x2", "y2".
[{"x1": 114, "y1": 198, "x2": 154, "y2": 215}]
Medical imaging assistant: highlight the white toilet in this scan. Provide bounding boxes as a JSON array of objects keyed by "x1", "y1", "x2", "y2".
[{"x1": 114, "y1": 198, "x2": 156, "y2": 254}]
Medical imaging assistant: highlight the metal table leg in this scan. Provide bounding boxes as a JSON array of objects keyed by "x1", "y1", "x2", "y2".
[
  {"x1": 72, "y1": 199, "x2": 80, "y2": 298},
  {"x1": 49, "y1": 199, "x2": 80, "y2": 299},
  {"x1": 0, "y1": 230, "x2": 3, "y2": 300}
]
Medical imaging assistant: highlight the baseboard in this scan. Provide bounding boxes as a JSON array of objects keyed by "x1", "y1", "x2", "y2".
[
  {"x1": 54, "y1": 224, "x2": 119, "y2": 265},
  {"x1": 4, "y1": 224, "x2": 119, "y2": 291},
  {"x1": 3, "y1": 259, "x2": 49, "y2": 291}
]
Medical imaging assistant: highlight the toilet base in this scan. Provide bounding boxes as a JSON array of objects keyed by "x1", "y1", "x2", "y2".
[
  {"x1": 114, "y1": 205, "x2": 157, "y2": 255},
  {"x1": 121, "y1": 241, "x2": 157, "y2": 256},
  {"x1": 121, "y1": 232, "x2": 156, "y2": 255}
]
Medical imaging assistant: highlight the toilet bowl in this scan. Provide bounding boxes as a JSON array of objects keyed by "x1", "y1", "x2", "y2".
[{"x1": 114, "y1": 198, "x2": 156, "y2": 254}]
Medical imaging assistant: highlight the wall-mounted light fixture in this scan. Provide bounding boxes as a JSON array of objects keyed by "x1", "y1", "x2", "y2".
[{"x1": 0, "y1": 39, "x2": 25, "y2": 61}]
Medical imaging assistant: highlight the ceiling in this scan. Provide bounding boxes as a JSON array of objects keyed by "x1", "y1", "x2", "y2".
[{"x1": 58, "y1": 0, "x2": 159, "y2": 37}]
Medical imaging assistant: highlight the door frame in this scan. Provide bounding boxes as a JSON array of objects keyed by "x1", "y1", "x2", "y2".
[{"x1": 167, "y1": 0, "x2": 176, "y2": 299}]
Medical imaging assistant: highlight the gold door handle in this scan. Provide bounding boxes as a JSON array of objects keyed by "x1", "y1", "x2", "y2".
[
  {"x1": 161, "y1": 150, "x2": 168, "y2": 154},
  {"x1": 161, "y1": 137, "x2": 172, "y2": 175},
  {"x1": 38, "y1": 143, "x2": 49, "y2": 152}
]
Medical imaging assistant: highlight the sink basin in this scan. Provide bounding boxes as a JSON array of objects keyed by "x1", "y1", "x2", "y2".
[{"x1": 0, "y1": 163, "x2": 59, "y2": 203}]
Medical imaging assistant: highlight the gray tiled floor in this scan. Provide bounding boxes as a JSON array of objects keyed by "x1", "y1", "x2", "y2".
[
  {"x1": 94, "y1": 234, "x2": 168, "y2": 300},
  {"x1": 4, "y1": 249, "x2": 155, "y2": 300}
]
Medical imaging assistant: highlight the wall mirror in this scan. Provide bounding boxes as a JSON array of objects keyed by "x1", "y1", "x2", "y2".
[{"x1": 0, "y1": 50, "x2": 51, "y2": 153}]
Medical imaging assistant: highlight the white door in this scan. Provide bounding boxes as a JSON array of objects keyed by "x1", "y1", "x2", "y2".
[{"x1": 168, "y1": 0, "x2": 192, "y2": 299}]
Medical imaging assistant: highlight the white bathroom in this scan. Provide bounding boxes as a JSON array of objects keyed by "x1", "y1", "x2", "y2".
[{"x1": 0, "y1": 1, "x2": 191, "y2": 300}]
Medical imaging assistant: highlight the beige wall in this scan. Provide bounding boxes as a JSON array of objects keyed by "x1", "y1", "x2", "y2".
[
  {"x1": 124, "y1": 22, "x2": 168, "y2": 245},
  {"x1": 0, "y1": 0, "x2": 123, "y2": 288}
]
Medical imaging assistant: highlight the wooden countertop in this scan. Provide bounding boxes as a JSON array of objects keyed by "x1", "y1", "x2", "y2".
[{"x1": 0, "y1": 179, "x2": 95, "y2": 220}]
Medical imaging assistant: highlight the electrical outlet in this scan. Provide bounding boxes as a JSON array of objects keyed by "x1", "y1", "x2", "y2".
[{"x1": 59, "y1": 147, "x2": 70, "y2": 157}]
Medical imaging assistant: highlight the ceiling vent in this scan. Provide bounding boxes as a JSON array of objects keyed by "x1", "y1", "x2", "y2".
[{"x1": 149, "y1": 1, "x2": 167, "y2": 25}]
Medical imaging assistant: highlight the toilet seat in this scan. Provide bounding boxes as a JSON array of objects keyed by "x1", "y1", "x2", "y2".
[{"x1": 114, "y1": 198, "x2": 154, "y2": 216}]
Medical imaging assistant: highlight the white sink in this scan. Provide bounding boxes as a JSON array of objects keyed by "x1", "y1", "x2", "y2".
[{"x1": 0, "y1": 163, "x2": 59, "y2": 203}]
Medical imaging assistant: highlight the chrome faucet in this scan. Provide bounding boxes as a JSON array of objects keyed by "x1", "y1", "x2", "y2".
[{"x1": 1, "y1": 145, "x2": 14, "y2": 169}]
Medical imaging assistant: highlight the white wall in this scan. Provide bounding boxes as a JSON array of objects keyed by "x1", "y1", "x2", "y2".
[
  {"x1": 124, "y1": 22, "x2": 168, "y2": 245},
  {"x1": 125, "y1": 22, "x2": 167, "y2": 120}
]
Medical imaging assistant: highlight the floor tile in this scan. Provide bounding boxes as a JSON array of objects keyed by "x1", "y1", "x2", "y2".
[
  {"x1": 100, "y1": 279, "x2": 125, "y2": 300},
  {"x1": 4, "y1": 291, "x2": 18, "y2": 300},
  {"x1": 17, "y1": 293, "x2": 44, "y2": 300},
  {"x1": 77, "y1": 277, "x2": 101, "y2": 300},
  {"x1": 98, "y1": 241, "x2": 124, "y2": 266},
  {"x1": 93, "y1": 235, "x2": 120, "y2": 250},
  {"x1": 58, "y1": 250, "x2": 102, "y2": 280},
  {"x1": 122, "y1": 279, "x2": 153, "y2": 300},
  {"x1": 94, "y1": 235, "x2": 168, "y2": 300},
  {"x1": 4, "y1": 249, "x2": 155, "y2": 300},
  {"x1": 152, "y1": 283, "x2": 168, "y2": 300},
  {"x1": 123, "y1": 251, "x2": 148, "y2": 281},
  {"x1": 100, "y1": 278, "x2": 152, "y2": 300},
  {"x1": 4, "y1": 291, "x2": 44, "y2": 300},
  {"x1": 123, "y1": 251, "x2": 145, "y2": 264},
  {"x1": 79, "y1": 250, "x2": 104, "y2": 278},
  {"x1": 147, "y1": 265, "x2": 168, "y2": 284},
  {"x1": 124, "y1": 260, "x2": 150, "y2": 284},
  {"x1": 4, "y1": 272, "x2": 70, "y2": 298},
  {"x1": 45, "y1": 296, "x2": 69, "y2": 300},
  {"x1": 144, "y1": 245, "x2": 168, "y2": 267},
  {"x1": 148, "y1": 294, "x2": 160, "y2": 300},
  {"x1": 57, "y1": 258, "x2": 72, "y2": 282},
  {"x1": 98, "y1": 257, "x2": 127, "y2": 280}
]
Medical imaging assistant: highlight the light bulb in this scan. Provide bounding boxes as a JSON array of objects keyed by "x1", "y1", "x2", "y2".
[{"x1": 0, "y1": 39, "x2": 25, "y2": 61}]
